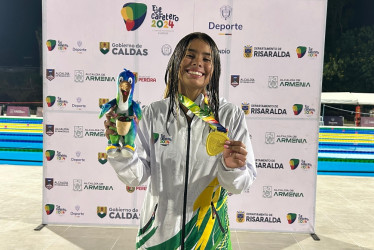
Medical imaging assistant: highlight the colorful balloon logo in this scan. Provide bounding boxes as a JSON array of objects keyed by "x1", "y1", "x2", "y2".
[{"x1": 121, "y1": 3, "x2": 147, "y2": 31}]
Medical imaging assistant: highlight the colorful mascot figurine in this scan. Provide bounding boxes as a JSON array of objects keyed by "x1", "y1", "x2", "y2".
[{"x1": 99, "y1": 68, "x2": 142, "y2": 157}]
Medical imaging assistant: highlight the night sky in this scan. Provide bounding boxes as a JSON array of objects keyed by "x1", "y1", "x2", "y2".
[
  {"x1": 0, "y1": 0, "x2": 42, "y2": 67},
  {"x1": 0, "y1": 0, "x2": 373, "y2": 68}
]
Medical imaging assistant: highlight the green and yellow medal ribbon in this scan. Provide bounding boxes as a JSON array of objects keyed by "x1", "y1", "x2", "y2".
[{"x1": 179, "y1": 94, "x2": 229, "y2": 156}]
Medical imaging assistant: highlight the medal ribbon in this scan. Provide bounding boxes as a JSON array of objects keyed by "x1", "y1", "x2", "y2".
[{"x1": 178, "y1": 94, "x2": 227, "y2": 133}]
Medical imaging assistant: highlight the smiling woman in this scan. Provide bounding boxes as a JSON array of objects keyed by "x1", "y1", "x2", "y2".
[{"x1": 104, "y1": 32, "x2": 257, "y2": 249}]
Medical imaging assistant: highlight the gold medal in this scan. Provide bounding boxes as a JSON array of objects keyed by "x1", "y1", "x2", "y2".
[{"x1": 206, "y1": 131, "x2": 229, "y2": 156}]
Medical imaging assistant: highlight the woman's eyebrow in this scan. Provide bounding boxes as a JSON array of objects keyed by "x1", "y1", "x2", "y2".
[{"x1": 187, "y1": 48, "x2": 211, "y2": 56}]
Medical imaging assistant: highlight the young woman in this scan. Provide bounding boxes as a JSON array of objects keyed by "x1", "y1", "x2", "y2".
[{"x1": 104, "y1": 32, "x2": 257, "y2": 249}]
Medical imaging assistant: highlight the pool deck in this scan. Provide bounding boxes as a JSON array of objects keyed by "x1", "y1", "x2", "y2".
[{"x1": 1, "y1": 164, "x2": 373, "y2": 250}]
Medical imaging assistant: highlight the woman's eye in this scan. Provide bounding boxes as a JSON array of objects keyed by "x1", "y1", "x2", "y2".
[
  {"x1": 204, "y1": 58, "x2": 211, "y2": 62},
  {"x1": 186, "y1": 54, "x2": 193, "y2": 58}
]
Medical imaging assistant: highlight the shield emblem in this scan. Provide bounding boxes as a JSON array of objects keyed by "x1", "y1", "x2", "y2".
[
  {"x1": 45, "y1": 204, "x2": 55, "y2": 215},
  {"x1": 231, "y1": 75, "x2": 239, "y2": 87},
  {"x1": 46, "y1": 125, "x2": 54, "y2": 136},
  {"x1": 74, "y1": 126, "x2": 83, "y2": 138},
  {"x1": 99, "y1": 98, "x2": 109, "y2": 108},
  {"x1": 263, "y1": 186, "x2": 272, "y2": 198},
  {"x1": 289, "y1": 159, "x2": 300, "y2": 170},
  {"x1": 265, "y1": 132, "x2": 275, "y2": 144},
  {"x1": 126, "y1": 186, "x2": 135, "y2": 193},
  {"x1": 46, "y1": 69, "x2": 55, "y2": 81},
  {"x1": 244, "y1": 45, "x2": 253, "y2": 58},
  {"x1": 73, "y1": 179, "x2": 82, "y2": 191},
  {"x1": 268, "y1": 76, "x2": 278, "y2": 88},
  {"x1": 45, "y1": 178, "x2": 54, "y2": 190},
  {"x1": 98, "y1": 152, "x2": 108, "y2": 164},
  {"x1": 46, "y1": 96, "x2": 56, "y2": 107},
  {"x1": 287, "y1": 213, "x2": 297, "y2": 224},
  {"x1": 220, "y1": 5, "x2": 232, "y2": 20},
  {"x1": 241, "y1": 103, "x2": 250, "y2": 115},
  {"x1": 97, "y1": 206, "x2": 107, "y2": 218},
  {"x1": 236, "y1": 211, "x2": 245, "y2": 223},
  {"x1": 100, "y1": 42, "x2": 110, "y2": 55},
  {"x1": 45, "y1": 150, "x2": 55, "y2": 161},
  {"x1": 74, "y1": 70, "x2": 84, "y2": 82},
  {"x1": 46, "y1": 40, "x2": 56, "y2": 51}
]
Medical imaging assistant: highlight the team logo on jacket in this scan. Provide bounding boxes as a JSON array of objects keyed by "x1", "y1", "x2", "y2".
[
  {"x1": 97, "y1": 207, "x2": 107, "y2": 218},
  {"x1": 236, "y1": 211, "x2": 245, "y2": 223},
  {"x1": 98, "y1": 152, "x2": 108, "y2": 164},
  {"x1": 160, "y1": 134, "x2": 172, "y2": 146}
]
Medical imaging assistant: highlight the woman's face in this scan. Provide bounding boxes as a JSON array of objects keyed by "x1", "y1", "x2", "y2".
[{"x1": 179, "y1": 39, "x2": 213, "y2": 93}]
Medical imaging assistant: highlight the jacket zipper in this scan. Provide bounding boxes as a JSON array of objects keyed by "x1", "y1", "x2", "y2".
[
  {"x1": 211, "y1": 202, "x2": 226, "y2": 234},
  {"x1": 181, "y1": 119, "x2": 191, "y2": 249}
]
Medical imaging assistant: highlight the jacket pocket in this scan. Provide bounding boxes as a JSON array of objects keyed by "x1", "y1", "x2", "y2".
[{"x1": 138, "y1": 204, "x2": 158, "y2": 236}]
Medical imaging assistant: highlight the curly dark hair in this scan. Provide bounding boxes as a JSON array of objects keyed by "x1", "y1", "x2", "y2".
[{"x1": 164, "y1": 32, "x2": 221, "y2": 123}]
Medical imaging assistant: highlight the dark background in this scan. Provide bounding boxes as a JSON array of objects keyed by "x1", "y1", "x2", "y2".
[{"x1": 0, "y1": 0, "x2": 373, "y2": 118}]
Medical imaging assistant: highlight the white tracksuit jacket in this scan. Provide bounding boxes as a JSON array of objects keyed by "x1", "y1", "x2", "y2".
[{"x1": 108, "y1": 94, "x2": 257, "y2": 249}]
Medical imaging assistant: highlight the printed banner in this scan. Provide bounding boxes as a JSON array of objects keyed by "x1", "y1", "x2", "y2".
[{"x1": 43, "y1": 0, "x2": 327, "y2": 233}]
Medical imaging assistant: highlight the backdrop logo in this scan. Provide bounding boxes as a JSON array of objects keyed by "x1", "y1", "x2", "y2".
[
  {"x1": 246, "y1": 46, "x2": 290, "y2": 58},
  {"x1": 74, "y1": 70, "x2": 84, "y2": 82},
  {"x1": 308, "y1": 47, "x2": 319, "y2": 58},
  {"x1": 161, "y1": 44, "x2": 172, "y2": 56},
  {"x1": 98, "y1": 152, "x2": 108, "y2": 164},
  {"x1": 265, "y1": 132, "x2": 275, "y2": 144},
  {"x1": 301, "y1": 160, "x2": 312, "y2": 170},
  {"x1": 46, "y1": 124, "x2": 54, "y2": 136},
  {"x1": 45, "y1": 178, "x2": 54, "y2": 190},
  {"x1": 97, "y1": 206, "x2": 107, "y2": 218},
  {"x1": 46, "y1": 96, "x2": 56, "y2": 107},
  {"x1": 298, "y1": 214, "x2": 310, "y2": 224},
  {"x1": 74, "y1": 126, "x2": 84, "y2": 138},
  {"x1": 244, "y1": 45, "x2": 253, "y2": 58},
  {"x1": 220, "y1": 5, "x2": 232, "y2": 20},
  {"x1": 45, "y1": 204, "x2": 55, "y2": 215},
  {"x1": 268, "y1": 76, "x2": 278, "y2": 88},
  {"x1": 57, "y1": 40, "x2": 68, "y2": 51},
  {"x1": 126, "y1": 186, "x2": 135, "y2": 193},
  {"x1": 99, "y1": 98, "x2": 109, "y2": 108},
  {"x1": 73, "y1": 179, "x2": 82, "y2": 191},
  {"x1": 287, "y1": 213, "x2": 297, "y2": 224},
  {"x1": 45, "y1": 150, "x2": 55, "y2": 161},
  {"x1": 46, "y1": 40, "x2": 56, "y2": 51},
  {"x1": 151, "y1": 5, "x2": 179, "y2": 32},
  {"x1": 73, "y1": 40, "x2": 87, "y2": 53},
  {"x1": 236, "y1": 211, "x2": 245, "y2": 223},
  {"x1": 231, "y1": 75, "x2": 239, "y2": 87},
  {"x1": 289, "y1": 159, "x2": 300, "y2": 170},
  {"x1": 256, "y1": 159, "x2": 284, "y2": 169},
  {"x1": 56, "y1": 97, "x2": 68, "y2": 108},
  {"x1": 121, "y1": 3, "x2": 147, "y2": 31},
  {"x1": 99, "y1": 42, "x2": 110, "y2": 54},
  {"x1": 296, "y1": 46, "x2": 307, "y2": 58},
  {"x1": 209, "y1": 5, "x2": 242, "y2": 35},
  {"x1": 293, "y1": 104, "x2": 303, "y2": 115},
  {"x1": 241, "y1": 103, "x2": 250, "y2": 115},
  {"x1": 46, "y1": 69, "x2": 55, "y2": 81},
  {"x1": 263, "y1": 186, "x2": 272, "y2": 198}
]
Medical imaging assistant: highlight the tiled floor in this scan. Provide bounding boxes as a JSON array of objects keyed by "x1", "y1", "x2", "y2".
[{"x1": 0, "y1": 164, "x2": 373, "y2": 250}]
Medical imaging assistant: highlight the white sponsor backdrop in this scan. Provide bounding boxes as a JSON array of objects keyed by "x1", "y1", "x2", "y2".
[{"x1": 43, "y1": 0, "x2": 327, "y2": 233}]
